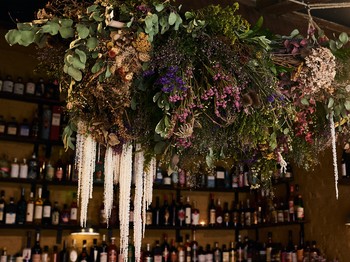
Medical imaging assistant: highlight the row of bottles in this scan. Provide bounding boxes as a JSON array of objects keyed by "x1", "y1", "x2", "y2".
[
  {"x1": 140, "y1": 186, "x2": 304, "y2": 228},
  {"x1": 0, "y1": 187, "x2": 78, "y2": 226},
  {"x1": 0, "y1": 229, "x2": 333, "y2": 262},
  {"x1": 0, "y1": 75, "x2": 60, "y2": 100},
  {"x1": 0, "y1": 150, "x2": 76, "y2": 181},
  {"x1": 154, "y1": 163, "x2": 293, "y2": 190}
]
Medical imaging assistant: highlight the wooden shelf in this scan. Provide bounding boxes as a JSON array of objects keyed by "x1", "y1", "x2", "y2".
[
  {"x1": 0, "y1": 134, "x2": 62, "y2": 146},
  {"x1": 0, "y1": 92, "x2": 62, "y2": 106}
]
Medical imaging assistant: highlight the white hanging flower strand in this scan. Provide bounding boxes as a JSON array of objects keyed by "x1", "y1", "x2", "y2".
[
  {"x1": 277, "y1": 151, "x2": 288, "y2": 175},
  {"x1": 143, "y1": 157, "x2": 155, "y2": 237},
  {"x1": 119, "y1": 143, "x2": 133, "y2": 262},
  {"x1": 133, "y1": 144, "x2": 144, "y2": 262},
  {"x1": 76, "y1": 121, "x2": 96, "y2": 227},
  {"x1": 104, "y1": 146, "x2": 115, "y2": 226},
  {"x1": 330, "y1": 111, "x2": 339, "y2": 199}
]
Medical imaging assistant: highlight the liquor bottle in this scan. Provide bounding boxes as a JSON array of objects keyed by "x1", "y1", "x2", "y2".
[
  {"x1": 28, "y1": 153, "x2": 38, "y2": 179},
  {"x1": 266, "y1": 232, "x2": 273, "y2": 262},
  {"x1": 295, "y1": 194, "x2": 304, "y2": 222},
  {"x1": 35, "y1": 78, "x2": 45, "y2": 97},
  {"x1": 197, "y1": 246, "x2": 205, "y2": 262},
  {"x1": 144, "y1": 243, "x2": 153, "y2": 262},
  {"x1": 34, "y1": 187, "x2": 43, "y2": 224},
  {"x1": 153, "y1": 240, "x2": 162, "y2": 262},
  {"x1": 215, "y1": 166, "x2": 226, "y2": 189},
  {"x1": 206, "y1": 171, "x2": 215, "y2": 189},
  {"x1": 0, "y1": 115, "x2": 5, "y2": 135},
  {"x1": 155, "y1": 165, "x2": 164, "y2": 185},
  {"x1": 205, "y1": 244, "x2": 213, "y2": 262},
  {"x1": 286, "y1": 230, "x2": 294, "y2": 261},
  {"x1": 70, "y1": 192, "x2": 78, "y2": 224},
  {"x1": 146, "y1": 204, "x2": 153, "y2": 226},
  {"x1": 55, "y1": 151, "x2": 64, "y2": 182},
  {"x1": 45, "y1": 161, "x2": 55, "y2": 181},
  {"x1": 100, "y1": 234, "x2": 108, "y2": 262},
  {"x1": 161, "y1": 195, "x2": 170, "y2": 226},
  {"x1": 69, "y1": 239, "x2": 78, "y2": 262},
  {"x1": 26, "y1": 79, "x2": 36, "y2": 95},
  {"x1": 153, "y1": 197, "x2": 161, "y2": 226},
  {"x1": 51, "y1": 201, "x2": 60, "y2": 226},
  {"x1": 89, "y1": 239, "x2": 99, "y2": 262},
  {"x1": 208, "y1": 194, "x2": 216, "y2": 227},
  {"x1": 177, "y1": 238, "x2": 185, "y2": 262},
  {"x1": 2, "y1": 75, "x2": 14, "y2": 93},
  {"x1": 52, "y1": 246, "x2": 59, "y2": 262},
  {"x1": 5, "y1": 197, "x2": 16, "y2": 224},
  {"x1": 245, "y1": 199, "x2": 252, "y2": 227},
  {"x1": 177, "y1": 196, "x2": 185, "y2": 227},
  {"x1": 1, "y1": 247, "x2": 7, "y2": 262},
  {"x1": 16, "y1": 187, "x2": 27, "y2": 224},
  {"x1": 297, "y1": 230, "x2": 304, "y2": 262},
  {"x1": 31, "y1": 231, "x2": 42, "y2": 262},
  {"x1": 59, "y1": 240, "x2": 68, "y2": 262},
  {"x1": 108, "y1": 237, "x2": 118, "y2": 262},
  {"x1": 184, "y1": 196, "x2": 192, "y2": 227},
  {"x1": 170, "y1": 194, "x2": 177, "y2": 227},
  {"x1": 228, "y1": 242, "x2": 235, "y2": 262},
  {"x1": 31, "y1": 113, "x2": 40, "y2": 138},
  {"x1": 19, "y1": 119, "x2": 30, "y2": 137},
  {"x1": 191, "y1": 230, "x2": 198, "y2": 262},
  {"x1": 79, "y1": 240, "x2": 90, "y2": 262},
  {"x1": 161, "y1": 234, "x2": 170, "y2": 262},
  {"x1": 19, "y1": 158, "x2": 28, "y2": 179},
  {"x1": 61, "y1": 204, "x2": 70, "y2": 224},
  {"x1": 10, "y1": 157, "x2": 19, "y2": 178},
  {"x1": 288, "y1": 184, "x2": 295, "y2": 222},
  {"x1": 236, "y1": 235, "x2": 244, "y2": 262},
  {"x1": 191, "y1": 201, "x2": 200, "y2": 226},
  {"x1": 184, "y1": 235, "x2": 191, "y2": 262},
  {"x1": 0, "y1": 191, "x2": 5, "y2": 224},
  {"x1": 6, "y1": 116, "x2": 18, "y2": 136},
  {"x1": 170, "y1": 239, "x2": 178, "y2": 262},
  {"x1": 26, "y1": 191, "x2": 35, "y2": 224},
  {"x1": 222, "y1": 245, "x2": 229, "y2": 262},
  {"x1": 42, "y1": 245, "x2": 49, "y2": 262},
  {"x1": 223, "y1": 202, "x2": 230, "y2": 227},
  {"x1": 22, "y1": 231, "x2": 32, "y2": 262},
  {"x1": 213, "y1": 242, "x2": 221, "y2": 262},
  {"x1": 216, "y1": 198, "x2": 223, "y2": 227},
  {"x1": 42, "y1": 190, "x2": 52, "y2": 225}
]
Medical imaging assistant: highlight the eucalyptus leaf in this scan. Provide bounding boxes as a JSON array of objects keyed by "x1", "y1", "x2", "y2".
[
  {"x1": 17, "y1": 23, "x2": 34, "y2": 31},
  {"x1": 168, "y1": 12, "x2": 177, "y2": 25},
  {"x1": 71, "y1": 55, "x2": 85, "y2": 70},
  {"x1": 155, "y1": 3, "x2": 164, "y2": 12},
  {"x1": 339, "y1": 32, "x2": 349, "y2": 44},
  {"x1": 105, "y1": 66, "x2": 111, "y2": 78},
  {"x1": 92, "y1": 12, "x2": 104, "y2": 22},
  {"x1": 5, "y1": 29, "x2": 21, "y2": 45},
  {"x1": 145, "y1": 16, "x2": 153, "y2": 29},
  {"x1": 34, "y1": 33, "x2": 48, "y2": 48},
  {"x1": 86, "y1": 37, "x2": 98, "y2": 50},
  {"x1": 87, "y1": 5, "x2": 98, "y2": 13},
  {"x1": 153, "y1": 92, "x2": 161, "y2": 102},
  {"x1": 328, "y1": 97, "x2": 334, "y2": 108},
  {"x1": 59, "y1": 27, "x2": 74, "y2": 38},
  {"x1": 60, "y1": 18, "x2": 74, "y2": 27},
  {"x1": 67, "y1": 66, "x2": 82, "y2": 81},
  {"x1": 174, "y1": 15, "x2": 183, "y2": 30},
  {"x1": 290, "y1": 29, "x2": 300, "y2": 38},
  {"x1": 75, "y1": 48, "x2": 87, "y2": 63},
  {"x1": 18, "y1": 30, "x2": 35, "y2": 46},
  {"x1": 155, "y1": 118, "x2": 166, "y2": 136},
  {"x1": 91, "y1": 61, "x2": 102, "y2": 73},
  {"x1": 301, "y1": 98, "x2": 309, "y2": 106},
  {"x1": 76, "y1": 24, "x2": 90, "y2": 39},
  {"x1": 152, "y1": 14, "x2": 158, "y2": 24},
  {"x1": 185, "y1": 11, "x2": 194, "y2": 20},
  {"x1": 329, "y1": 40, "x2": 337, "y2": 51},
  {"x1": 41, "y1": 21, "x2": 59, "y2": 35},
  {"x1": 344, "y1": 100, "x2": 350, "y2": 111},
  {"x1": 91, "y1": 51, "x2": 99, "y2": 59}
]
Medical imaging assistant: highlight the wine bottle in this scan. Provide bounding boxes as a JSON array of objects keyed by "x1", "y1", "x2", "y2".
[
  {"x1": 78, "y1": 240, "x2": 90, "y2": 262},
  {"x1": 145, "y1": 204, "x2": 153, "y2": 226},
  {"x1": 90, "y1": 239, "x2": 99, "y2": 262},
  {"x1": 177, "y1": 238, "x2": 185, "y2": 262},
  {"x1": 184, "y1": 196, "x2": 192, "y2": 227},
  {"x1": 51, "y1": 201, "x2": 60, "y2": 226},
  {"x1": 42, "y1": 245, "x2": 49, "y2": 262},
  {"x1": 205, "y1": 244, "x2": 213, "y2": 262},
  {"x1": 208, "y1": 194, "x2": 216, "y2": 227},
  {"x1": 170, "y1": 239, "x2": 178, "y2": 262},
  {"x1": 184, "y1": 234, "x2": 191, "y2": 262},
  {"x1": 5, "y1": 197, "x2": 16, "y2": 224},
  {"x1": 22, "y1": 231, "x2": 32, "y2": 262},
  {"x1": 153, "y1": 197, "x2": 160, "y2": 226},
  {"x1": 191, "y1": 231, "x2": 198, "y2": 262},
  {"x1": 59, "y1": 240, "x2": 68, "y2": 262},
  {"x1": 297, "y1": 229, "x2": 304, "y2": 262},
  {"x1": 28, "y1": 153, "x2": 38, "y2": 179},
  {"x1": 10, "y1": 157, "x2": 19, "y2": 178},
  {"x1": 31, "y1": 231, "x2": 42, "y2": 262},
  {"x1": 177, "y1": 196, "x2": 185, "y2": 227},
  {"x1": 16, "y1": 187, "x2": 27, "y2": 224},
  {"x1": 0, "y1": 190, "x2": 5, "y2": 223},
  {"x1": 266, "y1": 232, "x2": 273, "y2": 262},
  {"x1": 191, "y1": 201, "x2": 200, "y2": 226},
  {"x1": 228, "y1": 242, "x2": 235, "y2": 262},
  {"x1": 19, "y1": 158, "x2": 28, "y2": 179},
  {"x1": 223, "y1": 202, "x2": 230, "y2": 227},
  {"x1": 153, "y1": 240, "x2": 162, "y2": 262},
  {"x1": 70, "y1": 192, "x2": 78, "y2": 224},
  {"x1": 52, "y1": 246, "x2": 59, "y2": 262},
  {"x1": 161, "y1": 234, "x2": 170, "y2": 262},
  {"x1": 26, "y1": 191, "x2": 35, "y2": 224},
  {"x1": 69, "y1": 239, "x2": 78, "y2": 262},
  {"x1": 42, "y1": 190, "x2": 52, "y2": 226},
  {"x1": 143, "y1": 244, "x2": 153, "y2": 262},
  {"x1": 296, "y1": 194, "x2": 304, "y2": 222},
  {"x1": 100, "y1": 234, "x2": 108, "y2": 262},
  {"x1": 215, "y1": 198, "x2": 223, "y2": 227},
  {"x1": 213, "y1": 242, "x2": 221, "y2": 262},
  {"x1": 222, "y1": 244, "x2": 229, "y2": 262},
  {"x1": 161, "y1": 195, "x2": 170, "y2": 226},
  {"x1": 34, "y1": 187, "x2": 43, "y2": 225},
  {"x1": 170, "y1": 194, "x2": 177, "y2": 227},
  {"x1": 108, "y1": 237, "x2": 118, "y2": 262},
  {"x1": 236, "y1": 235, "x2": 244, "y2": 262}
]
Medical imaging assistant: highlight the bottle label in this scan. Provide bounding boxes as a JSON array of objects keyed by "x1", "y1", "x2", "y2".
[
  {"x1": 52, "y1": 211, "x2": 59, "y2": 225},
  {"x1": 178, "y1": 251, "x2": 185, "y2": 262},
  {"x1": 3, "y1": 81, "x2": 14, "y2": 92},
  {"x1": 7, "y1": 126, "x2": 17, "y2": 135},
  {"x1": 223, "y1": 252, "x2": 229, "y2": 262},
  {"x1": 210, "y1": 209, "x2": 216, "y2": 224},
  {"x1": 10, "y1": 164, "x2": 19, "y2": 178},
  {"x1": 146, "y1": 212, "x2": 153, "y2": 225},
  {"x1": 207, "y1": 176, "x2": 215, "y2": 188},
  {"x1": 216, "y1": 215, "x2": 223, "y2": 224},
  {"x1": 198, "y1": 254, "x2": 206, "y2": 262},
  {"x1": 192, "y1": 211, "x2": 199, "y2": 225},
  {"x1": 20, "y1": 126, "x2": 30, "y2": 136},
  {"x1": 19, "y1": 164, "x2": 28, "y2": 178},
  {"x1": 5, "y1": 213, "x2": 16, "y2": 224},
  {"x1": 32, "y1": 254, "x2": 41, "y2": 262},
  {"x1": 14, "y1": 83, "x2": 24, "y2": 95},
  {"x1": 297, "y1": 207, "x2": 304, "y2": 219},
  {"x1": 108, "y1": 250, "x2": 117, "y2": 262},
  {"x1": 0, "y1": 204, "x2": 3, "y2": 221},
  {"x1": 70, "y1": 207, "x2": 78, "y2": 221},
  {"x1": 43, "y1": 206, "x2": 51, "y2": 218},
  {"x1": 26, "y1": 83, "x2": 35, "y2": 95},
  {"x1": 55, "y1": 168, "x2": 63, "y2": 180},
  {"x1": 34, "y1": 205, "x2": 43, "y2": 220},
  {"x1": 154, "y1": 255, "x2": 162, "y2": 262},
  {"x1": 100, "y1": 252, "x2": 107, "y2": 262},
  {"x1": 185, "y1": 207, "x2": 191, "y2": 224},
  {"x1": 26, "y1": 203, "x2": 34, "y2": 222},
  {"x1": 163, "y1": 177, "x2": 171, "y2": 185},
  {"x1": 70, "y1": 250, "x2": 78, "y2": 262},
  {"x1": 178, "y1": 209, "x2": 185, "y2": 222},
  {"x1": 0, "y1": 125, "x2": 5, "y2": 133},
  {"x1": 289, "y1": 200, "x2": 294, "y2": 214},
  {"x1": 205, "y1": 254, "x2": 213, "y2": 262}
]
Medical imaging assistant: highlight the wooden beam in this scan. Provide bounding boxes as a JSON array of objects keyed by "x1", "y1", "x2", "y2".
[{"x1": 258, "y1": 0, "x2": 333, "y2": 15}]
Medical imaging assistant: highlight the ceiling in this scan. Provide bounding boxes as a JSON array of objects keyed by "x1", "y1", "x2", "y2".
[{"x1": 1, "y1": 0, "x2": 350, "y2": 36}]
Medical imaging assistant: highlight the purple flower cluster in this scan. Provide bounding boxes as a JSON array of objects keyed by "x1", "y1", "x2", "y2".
[
  {"x1": 157, "y1": 66, "x2": 187, "y2": 93},
  {"x1": 136, "y1": 4, "x2": 151, "y2": 14},
  {"x1": 176, "y1": 137, "x2": 192, "y2": 149}
]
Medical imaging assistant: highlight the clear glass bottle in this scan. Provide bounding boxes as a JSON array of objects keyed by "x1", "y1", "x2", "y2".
[
  {"x1": 69, "y1": 239, "x2": 78, "y2": 262},
  {"x1": 10, "y1": 157, "x2": 19, "y2": 178},
  {"x1": 34, "y1": 187, "x2": 43, "y2": 224}
]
